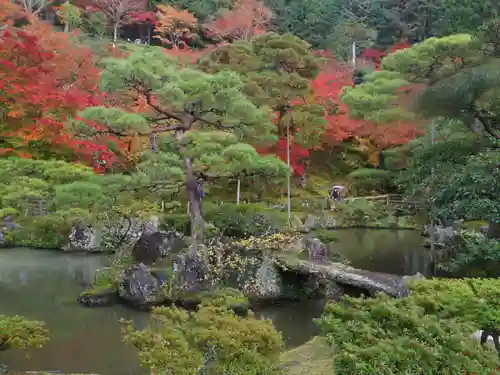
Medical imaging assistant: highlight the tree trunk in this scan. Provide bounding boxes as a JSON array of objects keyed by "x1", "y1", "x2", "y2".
[
  {"x1": 113, "y1": 23, "x2": 119, "y2": 48},
  {"x1": 64, "y1": 21, "x2": 69, "y2": 33},
  {"x1": 184, "y1": 157, "x2": 204, "y2": 244},
  {"x1": 236, "y1": 178, "x2": 241, "y2": 204},
  {"x1": 488, "y1": 221, "x2": 500, "y2": 239}
]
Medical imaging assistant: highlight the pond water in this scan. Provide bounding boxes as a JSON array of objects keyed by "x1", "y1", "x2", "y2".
[{"x1": 0, "y1": 229, "x2": 428, "y2": 374}]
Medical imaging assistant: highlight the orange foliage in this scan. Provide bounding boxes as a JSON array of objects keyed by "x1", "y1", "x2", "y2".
[
  {"x1": 154, "y1": 5, "x2": 197, "y2": 48},
  {"x1": 0, "y1": 0, "x2": 21, "y2": 27},
  {"x1": 205, "y1": 0, "x2": 271, "y2": 41}
]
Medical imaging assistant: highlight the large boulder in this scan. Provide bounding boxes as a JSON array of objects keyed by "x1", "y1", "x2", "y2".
[
  {"x1": 101, "y1": 215, "x2": 160, "y2": 252},
  {"x1": 305, "y1": 238, "x2": 327, "y2": 261},
  {"x1": 171, "y1": 246, "x2": 212, "y2": 296},
  {"x1": 273, "y1": 253, "x2": 410, "y2": 298},
  {"x1": 244, "y1": 258, "x2": 283, "y2": 299},
  {"x1": 131, "y1": 231, "x2": 185, "y2": 265},
  {"x1": 63, "y1": 224, "x2": 100, "y2": 253},
  {"x1": 117, "y1": 263, "x2": 165, "y2": 308}
]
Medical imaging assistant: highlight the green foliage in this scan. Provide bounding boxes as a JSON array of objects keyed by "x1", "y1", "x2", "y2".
[
  {"x1": 8, "y1": 210, "x2": 85, "y2": 249},
  {"x1": 341, "y1": 70, "x2": 411, "y2": 124},
  {"x1": 204, "y1": 203, "x2": 289, "y2": 238},
  {"x1": 348, "y1": 168, "x2": 394, "y2": 195},
  {"x1": 310, "y1": 229, "x2": 338, "y2": 244},
  {"x1": 317, "y1": 278, "x2": 500, "y2": 374},
  {"x1": 161, "y1": 213, "x2": 192, "y2": 235},
  {"x1": 334, "y1": 199, "x2": 386, "y2": 226},
  {"x1": 0, "y1": 158, "x2": 163, "y2": 249},
  {"x1": 398, "y1": 120, "x2": 499, "y2": 225},
  {"x1": 121, "y1": 300, "x2": 285, "y2": 374},
  {"x1": 438, "y1": 230, "x2": 500, "y2": 277},
  {"x1": 83, "y1": 47, "x2": 276, "y2": 144},
  {"x1": 199, "y1": 32, "x2": 326, "y2": 147},
  {"x1": 0, "y1": 315, "x2": 49, "y2": 351}
]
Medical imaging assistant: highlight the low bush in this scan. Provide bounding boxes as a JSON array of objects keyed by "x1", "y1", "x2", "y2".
[
  {"x1": 316, "y1": 278, "x2": 500, "y2": 374},
  {"x1": 160, "y1": 213, "x2": 191, "y2": 235},
  {"x1": 121, "y1": 293, "x2": 285, "y2": 375},
  {"x1": 5, "y1": 210, "x2": 85, "y2": 249},
  {"x1": 203, "y1": 203, "x2": 289, "y2": 238},
  {"x1": 334, "y1": 199, "x2": 386, "y2": 226},
  {"x1": 310, "y1": 229, "x2": 338, "y2": 243},
  {"x1": 0, "y1": 315, "x2": 49, "y2": 351},
  {"x1": 348, "y1": 168, "x2": 395, "y2": 195}
]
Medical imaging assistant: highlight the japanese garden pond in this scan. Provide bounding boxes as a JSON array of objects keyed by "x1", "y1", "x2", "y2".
[{"x1": 0, "y1": 229, "x2": 429, "y2": 374}]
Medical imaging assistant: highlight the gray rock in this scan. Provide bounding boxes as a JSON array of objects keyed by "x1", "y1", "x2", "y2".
[
  {"x1": 305, "y1": 238, "x2": 328, "y2": 261},
  {"x1": 273, "y1": 254, "x2": 409, "y2": 298},
  {"x1": 118, "y1": 263, "x2": 163, "y2": 308},
  {"x1": 172, "y1": 246, "x2": 212, "y2": 295},
  {"x1": 63, "y1": 224, "x2": 101, "y2": 253},
  {"x1": 304, "y1": 214, "x2": 338, "y2": 230},
  {"x1": 403, "y1": 272, "x2": 426, "y2": 285},
  {"x1": 132, "y1": 231, "x2": 185, "y2": 265},
  {"x1": 101, "y1": 215, "x2": 161, "y2": 251},
  {"x1": 426, "y1": 224, "x2": 455, "y2": 247},
  {"x1": 304, "y1": 214, "x2": 319, "y2": 229},
  {"x1": 77, "y1": 287, "x2": 118, "y2": 307},
  {"x1": 245, "y1": 259, "x2": 283, "y2": 299}
]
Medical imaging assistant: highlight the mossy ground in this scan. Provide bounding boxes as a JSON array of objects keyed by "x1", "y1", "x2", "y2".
[{"x1": 280, "y1": 336, "x2": 334, "y2": 375}]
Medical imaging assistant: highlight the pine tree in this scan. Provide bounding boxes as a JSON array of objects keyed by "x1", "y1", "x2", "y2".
[{"x1": 79, "y1": 47, "x2": 288, "y2": 242}]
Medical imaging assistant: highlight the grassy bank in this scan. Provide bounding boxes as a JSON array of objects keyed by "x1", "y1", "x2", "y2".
[{"x1": 280, "y1": 336, "x2": 333, "y2": 375}]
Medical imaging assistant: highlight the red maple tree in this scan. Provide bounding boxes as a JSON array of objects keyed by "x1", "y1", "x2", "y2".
[
  {"x1": 360, "y1": 41, "x2": 412, "y2": 69},
  {"x1": 0, "y1": 12, "x2": 121, "y2": 170},
  {"x1": 204, "y1": 0, "x2": 272, "y2": 41}
]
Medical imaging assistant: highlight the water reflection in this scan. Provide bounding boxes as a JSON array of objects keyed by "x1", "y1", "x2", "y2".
[
  {"x1": 0, "y1": 249, "x2": 145, "y2": 375},
  {"x1": 326, "y1": 229, "x2": 430, "y2": 276}
]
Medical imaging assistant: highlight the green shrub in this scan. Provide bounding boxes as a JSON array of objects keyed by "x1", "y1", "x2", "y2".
[
  {"x1": 160, "y1": 213, "x2": 191, "y2": 235},
  {"x1": 310, "y1": 229, "x2": 338, "y2": 243},
  {"x1": 204, "y1": 203, "x2": 288, "y2": 238},
  {"x1": 7, "y1": 211, "x2": 83, "y2": 249},
  {"x1": 438, "y1": 230, "x2": 500, "y2": 277},
  {"x1": 334, "y1": 199, "x2": 386, "y2": 226},
  {"x1": 316, "y1": 278, "x2": 500, "y2": 375},
  {"x1": 348, "y1": 168, "x2": 394, "y2": 195},
  {"x1": 0, "y1": 315, "x2": 49, "y2": 351},
  {"x1": 122, "y1": 299, "x2": 285, "y2": 374}
]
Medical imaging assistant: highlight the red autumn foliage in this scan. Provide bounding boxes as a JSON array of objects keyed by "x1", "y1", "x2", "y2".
[
  {"x1": 204, "y1": 0, "x2": 272, "y2": 41},
  {"x1": 0, "y1": 14, "x2": 121, "y2": 170},
  {"x1": 311, "y1": 41, "x2": 420, "y2": 150},
  {"x1": 360, "y1": 41, "x2": 412, "y2": 69},
  {"x1": 127, "y1": 11, "x2": 156, "y2": 25},
  {"x1": 312, "y1": 61, "x2": 369, "y2": 145}
]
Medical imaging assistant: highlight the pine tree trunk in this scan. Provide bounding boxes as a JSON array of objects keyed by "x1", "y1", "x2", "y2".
[
  {"x1": 184, "y1": 157, "x2": 204, "y2": 243},
  {"x1": 113, "y1": 23, "x2": 119, "y2": 48},
  {"x1": 488, "y1": 221, "x2": 500, "y2": 239},
  {"x1": 64, "y1": 22, "x2": 69, "y2": 32}
]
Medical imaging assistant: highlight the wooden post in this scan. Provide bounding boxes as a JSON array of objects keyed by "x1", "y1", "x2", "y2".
[{"x1": 236, "y1": 178, "x2": 241, "y2": 205}]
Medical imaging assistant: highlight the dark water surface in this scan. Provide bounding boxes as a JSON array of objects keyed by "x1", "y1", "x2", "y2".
[{"x1": 0, "y1": 229, "x2": 427, "y2": 374}]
